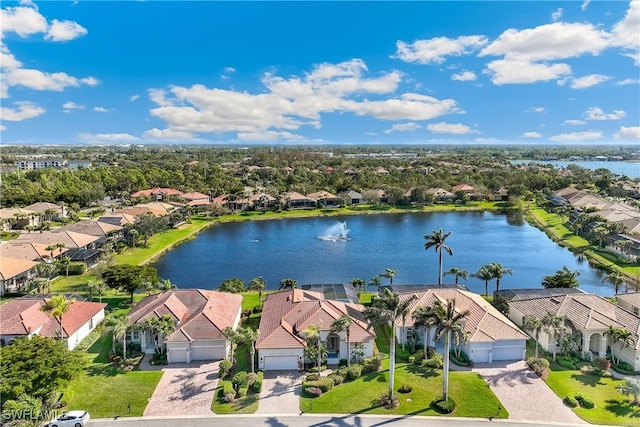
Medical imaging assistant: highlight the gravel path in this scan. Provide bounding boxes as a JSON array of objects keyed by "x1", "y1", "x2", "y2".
[
  {"x1": 143, "y1": 361, "x2": 220, "y2": 416},
  {"x1": 473, "y1": 361, "x2": 586, "y2": 424}
]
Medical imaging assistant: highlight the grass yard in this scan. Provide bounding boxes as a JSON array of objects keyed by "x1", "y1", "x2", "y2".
[
  {"x1": 62, "y1": 333, "x2": 162, "y2": 418},
  {"x1": 545, "y1": 366, "x2": 640, "y2": 426},
  {"x1": 300, "y1": 361, "x2": 506, "y2": 418},
  {"x1": 210, "y1": 379, "x2": 260, "y2": 414}
]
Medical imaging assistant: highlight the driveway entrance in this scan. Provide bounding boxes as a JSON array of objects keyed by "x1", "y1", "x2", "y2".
[{"x1": 256, "y1": 370, "x2": 303, "y2": 414}]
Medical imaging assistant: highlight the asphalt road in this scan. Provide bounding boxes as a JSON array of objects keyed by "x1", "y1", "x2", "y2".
[{"x1": 89, "y1": 414, "x2": 590, "y2": 427}]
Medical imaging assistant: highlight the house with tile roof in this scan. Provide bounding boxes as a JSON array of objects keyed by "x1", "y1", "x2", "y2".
[
  {"x1": 127, "y1": 289, "x2": 242, "y2": 363},
  {"x1": 180, "y1": 191, "x2": 210, "y2": 206},
  {"x1": 617, "y1": 292, "x2": 640, "y2": 316},
  {"x1": 0, "y1": 297, "x2": 106, "y2": 349},
  {"x1": 0, "y1": 207, "x2": 39, "y2": 231},
  {"x1": 256, "y1": 289, "x2": 376, "y2": 370},
  {"x1": 23, "y1": 202, "x2": 67, "y2": 221},
  {"x1": 507, "y1": 291, "x2": 640, "y2": 370},
  {"x1": 0, "y1": 257, "x2": 39, "y2": 295},
  {"x1": 283, "y1": 192, "x2": 316, "y2": 210},
  {"x1": 308, "y1": 191, "x2": 341, "y2": 208},
  {"x1": 131, "y1": 187, "x2": 184, "y2": 201},
  {"x1": 395, "y1": 288, "x2": 529, "y2": 363},
  {"x1": 338, "y1": 190, "x2": 363, "y2": 205}
]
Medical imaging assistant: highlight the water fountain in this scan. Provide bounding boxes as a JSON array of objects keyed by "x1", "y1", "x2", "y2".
[{"x1": 318, "y1": 221, "x2": 350, "y2": 242}]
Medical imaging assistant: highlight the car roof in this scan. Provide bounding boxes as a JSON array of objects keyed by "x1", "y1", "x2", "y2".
[{"x1": 65, "y1": 411, "x2": 87, "y2": 417}]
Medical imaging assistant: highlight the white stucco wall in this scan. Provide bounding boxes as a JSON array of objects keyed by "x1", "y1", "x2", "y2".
[
  {"x1": 258, "y1": 348, "x2": 304, "y2": 370},
  {"x1": 66, "y1": 309, "x2": 105, "y2": 350}
]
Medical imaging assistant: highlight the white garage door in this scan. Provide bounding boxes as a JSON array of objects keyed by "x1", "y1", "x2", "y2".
[
  {"x1": 493, "y1": 346, "x2": 524, "y2": 361},
  {"x1": 264, "y1": 356, "x2": 298, "y2": 370},
  {"x1": 471, "y1": 349, "x2": 490, "y2": 363},
  {"x1": 169, "y1": 349, "x2": 187, "y2": 363},
  {"x1": 191, "y1": 346, "x2": 224, "y2": 361}
]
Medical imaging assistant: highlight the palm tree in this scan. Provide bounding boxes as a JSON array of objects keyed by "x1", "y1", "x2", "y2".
[
  {"x1": 248, "y1": 276, "x2": 266, "y2": 305},
  {"x1": 424, "y1": 228, "x2": 453, "y2": 285},
  {"x1": 302, "y1": 324, "x2": 323, "y2": 375},
  {"x1": 430, "y1": 299, "x2": 470, "y2": 401},
  {"x1": 331, "y1": 315, "x2": 353, "y2": 367},
  {"x1": 542, "y1": 312, "x2": 565, "y2": 361},
  {"x1": 145, "y1": 315, "x2": 176, "y2": 354},
  {"x1": 222, "y1": 326, "x2": 244, "y2": 363},
  {"x1": 279, "y1": 278, "x2": 298, "y2": 291},
  {"x1": 444, "y1": 267, "x2": 468, "y2": 285},
  {"x1": 604, "y1": 271, "x2": 625, "y2": 295},
  {"x1": 606, "y1": 326, "x2": 635, "y2": 366},
  {"x1": 523, "y1": 315, "x2": 544, "y2": 358},
  {"x1": 472, "y1": 265, "x2": 494, "y2": 296},
  {"x1": 489, "y1": 262, "x2": 512, "y2": 293},
  {"x1": 412, "y1": 305, "x2": 437, "y2": 355},
  {"x1": 369, "y1": 275, "x2": 382, "y2": 293},
  {"x1": 105, "y1": 315, "x2": 130, "y2": 359},
  {"x1": 350, "y1": 278, "x2": 367, "y2": 297},
  {"x1": 240, "y1": 327, "x2": 259, "y2": 373},
  {"x1": 379, "y1": 268, "x2": 397, "y2": 286},
  {"x1": 363, "y1": 289, "x2": 416, "y2": 400},
  {"x1": 40, "y1": 295, "x2": 73, "y2": 340},
  {"x1": 617, "y1": 378, "x2": 640, "y2": 405}
]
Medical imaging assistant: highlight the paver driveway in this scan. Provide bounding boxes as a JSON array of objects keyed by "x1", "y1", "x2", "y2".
[
  {"x1": 473, "y1": 360, "x2": 585, "y2": 424},
  {"x1": 144, "y1": 361, "x2": 219, "y2": 416},
  {"x1": 256, "y1": 370, "x2": 303, "y2": 414}
]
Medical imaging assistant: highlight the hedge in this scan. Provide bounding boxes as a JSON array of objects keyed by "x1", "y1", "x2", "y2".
[{"x1": 253, "y1": 371, "x2": 264, "y2": 393}]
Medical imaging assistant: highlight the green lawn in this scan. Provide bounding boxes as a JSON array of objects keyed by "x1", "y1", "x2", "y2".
[
  {"x1": 62, "y1": 333, "x2": 163, "y2": 418},
  {"x1": 210, "y1": 379, "x2": 260, "y2": 414},
  {"x1": 545, "y1": 365, "x2": 639, "y2": 426}
]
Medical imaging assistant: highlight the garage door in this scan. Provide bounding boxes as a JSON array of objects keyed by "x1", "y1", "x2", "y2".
[
  {"x1": 191, "y1": 346, "x2": 224, "y2": 361},
  {"x1": 493, "y1": 346, "x2": 524, "y2": 361},
  {"x1": 264, "y1": 356, "x2": 298, "y2": 370},
  {"x1": 169, "y1": 349, "x2": 187, "y2": 363},
  {"x1": 471, "y1": 349, "x2": 490, "y2": 363}
]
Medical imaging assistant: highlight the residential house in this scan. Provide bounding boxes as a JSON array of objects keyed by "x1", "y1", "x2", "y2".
[
  {"x1": 131, "y1": 187, "x2": 184, "y2": 202},
  {"x1": 97, "y1": 212, "x2": 137, "y2": 227},
  {"x1": 249, "y1": 193, "x2": 278, "y2": 211},
  {"x1": 395, "y1": 288, "x2": 529, "y2": 363},
  {"x1": 212, "y1": 194, "x2": 249, "y2": 212},
  {"x1": 23, "y1": 202, "x2": 67, "y2": 221},
  {"x1": 0, "y1": 296, "x2": 106, "y2": 349},
  {"x1": 0, "y1": 258, "x2": 39, "y2": 296},
  {"x1": 67, "y1": 160, "x2": 92, "y2": 170},
  {"x1": 339, "y1": 190, "x2": 363, "y2": 205},
  {"x1": 492, "y1": 188, "x2": 510, "y2": 202},
  {"x1": 308, "y1": 191, "x2": 341, "y2": 208},
  {"x1": 180, "y1": 191, "x2": 211, "y2": 207},
  {"x1": 256, "y1": 289, "x2": 376, "y2": 370},
  {"x1": 426, "y1": 188, "x2": 456, "y2": 203},
  {"x1": 0, "y1": 241, "x2": 62, "y2": 262},
  {"x1": 127, "y1": 289, "x2": 242, "y2": 363},
  {"x1": 283, "y1": 192, "x2": 316, "y2": 210},
  {"x1": 0, "y1": 208, "x2": 39, "y2": 231},
  {"x1": 617, "y1": 293, "x2": 640, "y2": 316},
  {"x1": 506, "y1": 291, "x2": 640, "y2": 371},
  {"x1": 300, "y1": 283, "x2": 359, "y2": 304}
]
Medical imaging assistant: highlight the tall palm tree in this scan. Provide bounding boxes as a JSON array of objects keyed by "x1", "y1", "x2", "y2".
[
  {"x1": 279, "y1": 278, "x2": 298, "y2": 291},
  {"x1": 302, "y1": 324, "x2": 323, "y2": 375},
  {"x1": 523, "y1": 315, "x2": 544, "y2": 358},
  {"x1": 379, "y1": 268, "x2": 397, "y2": 286},
  {"x1": 248, "y1": 276, "x2": 266, "y2": 305},
  {"x1": 412, "y1": 305, "x2": 437, "y2": 355},
  {"x1": 350, "y1": 278, "x2": 367, "y2": 297},
  {"x1": 40, "y1": 295, "x2": 73, "y2": 340},
  {"x1": 222, "y1": 326, "x2": 244, "y2": 363},
  {"x1": 542, "y1": 312, "x2": 565, "y2": 361},
  {"x1": 605, "y1": 326, "x2": 635, "y2": 366},
  {"x1": 472, "y1": 265, "x2": 494, "y2": 296},
  {"x1": 604, "y1": 271, "x2": 625, "y2": 295},
  {"x1": 444, "y1": 267, "x2": 468, "y2": 285},
  {"x1": 105, "y1": 315, "x2": 130, "y2": 359},
  {"x1": 424, "y1": 228, "x2": 453, "y2": 285},
  {"x1": 430, "y1": 298, "x2": 470, "y2": 402},
  {"x1": 364, "y1": 289, "x2": 416, "y2": 399},
  {"x1": 489, "y1": 262, "x2": 513, "y2": 293},
  {"x1": 240, "y1": 327, "x2": 259, "y2": 373},
  {"x1": 331, "y1": 315, "x2": 353, "y2": 367},
  {"x1": 145, "y1": 315, "x2": 176, "y2": 354}
]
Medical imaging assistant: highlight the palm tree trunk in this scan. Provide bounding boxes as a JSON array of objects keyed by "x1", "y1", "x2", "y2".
[
  {"x1": 423, "y1": 327, "x2": 429, "y2": 356},
  {"x1": 484, "y1": 281, "x2": 488, "y2": 297},
  {"x1": 250, "y1": 345, "x2": 255, "y2": 373},
  {"x1": 317, "y1": 341, "x2": 322, "y2": 376},
  {"x1": 534, "y1": 334, "x2": 539, "y2": 359},
  {"x1": 123, "y1": 334, "x2": 127, "y2": 360},
  {"x1": 443, "y1": 330, "x2": 451, "y2": 401},
  {"x1": 346, "y1": 329, "x2": 351, "y2": 368},
  {"x1": 438, "y1": 251, "x2": 443, "y2": 285},
  {"x1": 389, "y1": 323, "x2": 396, "y2": 398},
  {"x1": 401, "y1": 320, "x2": 406, "y2": 351}
]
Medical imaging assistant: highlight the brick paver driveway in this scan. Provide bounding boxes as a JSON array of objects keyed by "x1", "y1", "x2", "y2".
[
  {"x1": 144, "y1": 361, "x2": 220, "y2": 416},
  {"x1": 473, "y1": 360, "x2": 585, "y2": 424},
  {"x1": 256, "y1": 370, "x2": 303, "y2": 414}
]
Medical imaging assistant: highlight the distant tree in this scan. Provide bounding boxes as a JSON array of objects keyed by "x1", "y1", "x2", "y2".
[
  {"x1": 542, "y1": 266, "x2": 580, "y2": 289},
  {"x1": 239, "y1": 327, "x2": 259, "y2": 373},
  {"x1": 488, "y1": 262, "x2": 512, "y2": 293},
  {"x1": 102, "y1": 264, "x2": 158, "y2": 303},
  {"x1": 104, "y1": 315, "x2": 130, "y2": 359},
  {"x1": 247, "y1": 276, "x2": 266, "y2": 304},
  {"x1": 472, "y1": 265, "x2": 494, "y2": 296},
  {"x1": 444, "y1": 267, "x2": 468, "y2": 285},
  {"x1": 279, "y1": 278, "x2": 298, "y2": 291},
  {"x1": 379, "y1": 268, "x2": 397, "y2": 286},
  {"x1": 350, "y1": 278, "x2": 367, "y2": 296},
  {"x1": 604, "y1": 271, "x2": 625, "y2": 295},
  {"x1": 542, "y1": 313, "x2": 565, "y2": 361},
  {"x1": 134, "y1": 212, "x2": 168, "y2": 246},
  {"x1": 424, "y1": 228, "x2": 453, "y2": 285},
  {"x1": 145, "y1": 315, "x2": 176, "y2": 354},
  {"x1": 523, "y1": 315, "x2": 544, "y2": 358},
  {"x1": 222, "y1": 326, "x2": 244, "y2": 363},
  {"x1": 412, "y1": 305, "x2": 437, "y2": 355},
  {"x1": 605, "y1": 326, "x2": 635, "y2": 366},
  {"x1": 369, "y1": 275, "x2": 382, "y2": 292},
  {"x1": 302, "y1": 324, "x2": 324, "y2": 375},
  {"x1": 219, "y1": 278, "x2": 246, "y2": 294},
  {"x1": 40, "y1": 295, "x2": 74, "y2": 340}
]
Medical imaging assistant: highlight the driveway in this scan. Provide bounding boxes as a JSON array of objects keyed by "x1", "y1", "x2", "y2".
[
  {"x1": 256, "y1": 370, "x2": 304, "y2": 414},
  {"x1": 473, "y1": 360, "x2": 585, "y2": 424},
  {"x1": 143, "y1": 361, "x2": 220, "y2": 416}
]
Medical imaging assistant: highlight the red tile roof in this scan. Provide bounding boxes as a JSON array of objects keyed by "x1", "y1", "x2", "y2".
[{"x1": 131, "y1": 188, "x2": 184, "y2": 198}]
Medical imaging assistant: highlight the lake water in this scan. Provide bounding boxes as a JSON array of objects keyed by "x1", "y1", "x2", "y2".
[
  {"x1": 153, "y1": 212, "x2": 616, "y2": 296},
  {"x1": 512, "y1": 160, "x2": 640, "y2": 179}
]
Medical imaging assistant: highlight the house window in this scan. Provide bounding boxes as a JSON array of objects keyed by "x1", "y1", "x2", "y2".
[
  {"x1": 327, "y1": 334, "x2": 339, "y2": 352},
  {"x1": 634, "y1": 307, "x2": 639, "y2": 316},
  {"x1": 89, "y1": 318, "x2": 93, "y2": 329},
  {"x1": 131, "y1": 329, "x2": 140, "y2": 342}
]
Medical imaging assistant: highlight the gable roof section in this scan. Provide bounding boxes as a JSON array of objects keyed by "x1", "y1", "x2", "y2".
[
  {"x1": 617, "y1": 292, "x2": 640, "y2": 308},
  {"x1": 16, "y1": 230, "x2": 100, "y2": 249},
  {"x1": 0, "y1": 257, "x2": 38, "y2": 280},
  {"x1": 23, "y1": 202, "x2": 63, "y2": 213},
  {"x1": 0, "y1": 242, "x2": 52, "y2": 261},
  {"x1": 59, "y1": 220, "x2": 122, "y2": 237}
]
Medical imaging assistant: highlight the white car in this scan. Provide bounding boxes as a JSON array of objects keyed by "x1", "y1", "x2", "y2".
[{"x1": 47, "y1": 411, "x2": 90, "y2": 427}]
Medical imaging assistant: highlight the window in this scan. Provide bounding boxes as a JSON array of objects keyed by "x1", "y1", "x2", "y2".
[
  {"x1": 634, "y1": 307, "x2": 639, "y2": 316},
  {"x1": 89, "y1": 318, "x2": 93, "y2": 329},
  {"x1": 327, "y1": 335, "x2": 339, "y2": 352},
  {"x1": 131, "y1": 329, "x2": 140, "y2": 342}
]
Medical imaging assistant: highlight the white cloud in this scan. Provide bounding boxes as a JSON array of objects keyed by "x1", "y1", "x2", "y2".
[
  {"x1": 549, "y1": 130, "x2": 603, "y2": 142},
  {"x1": 451, "y1": 70, "x2": 477, "y2": 81},
  {"x1": 224, "y1": 67, "x2": 236, "y2": 73},
  {"x1": 79, "y1": 132, "x2": 140, "y2": 142},
  {"x1": 581, "y1": 0, "x2": 591, "y2": 11},
  {"x1": 383, "y1": 122, "x2": 420, "y2": 134},
  {"x1": 394, "y1": 35, "x2": 488, "y2": 64},
  {"x1": 93, "y1": 107, "x2": 108, "y2": 112},
  {"x1": 610, "y1": 0, "x2": 640, "y2": 65},
  {"x1": 483, "y1": 59, "x2": 570, "y2": 85},
  {"x1": 0, "y1": 101, "x2": 45, "y2": 121},
  {"x1": 615, "y1": 126, "x2": 640, "y2": 139},
  {"x1": 148, "y1": 59, "x2": 462, "y2": 138},
  {"x1": 0, "y1": 124, "x2": 6, "y2": 131},
  {"x1": 552, "y1": 8, "x2": 563, "y2": 22},
  {"x1": 237, "y1": 131, "x2": 305, "y2": 142},
  {"x1": 426, "y1": 122, "x2": 476, "y2": 135},
  {"x1": 143, "y1": 128, "x2": 193, "y2": 140},
  {"x1": 45, "y1": 19, "x2": 87, "y2": 41},
  {"x1": 62, "y1": 101, "x2": 84, "y2": 112},
  {"x1": 616, "y1": 78, "x2": 640, "y2": 85},
  {"x1": 130, "y1": 94, "x2": 140, "y2": 102},
  {"x1": 585, "y1": 107, "x2": 626, "y2": 120},
  {"x1": 569, "y1": 74, "x2": 611, "y2": 89},
  {"x1": 522, "y1": 131, "x2": 542, "y2": 138},
  {"x1": 563, "y1": 119, "x2": 586, "y2": 125},
  {"x1": 529, "y1": 107, "x2": 545, "y2": 113},
  {"x1": 0, "y1": 5, "x2": 47, "y2": 37}
]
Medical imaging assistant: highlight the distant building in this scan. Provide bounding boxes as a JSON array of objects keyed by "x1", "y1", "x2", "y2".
[
  {"x1": 68, "y1": 160, "x2": 92, "y2": 170},
  {"x1": 14, "y1": 158, "x2": 65, "y2": 170}
]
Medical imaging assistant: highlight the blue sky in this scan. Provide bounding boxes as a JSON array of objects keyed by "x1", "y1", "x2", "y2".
[{"x1": 1, "y1": 1, "x2": 639, "y2": 145}]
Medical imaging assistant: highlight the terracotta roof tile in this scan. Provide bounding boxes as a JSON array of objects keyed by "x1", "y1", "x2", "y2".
[{"x1": 0, "y1": 257, "x2": 38, "y2": 280}]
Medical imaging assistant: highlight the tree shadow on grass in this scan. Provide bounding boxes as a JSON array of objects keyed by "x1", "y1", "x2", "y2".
[
  {"x1": 404, "y1": 364, "x2": 440, "y2": 379},
  {"x1": 604, "y1": 399, "x2": 640, "y2": 418},
  {"x1": 570, "y1": 372, "x2": 605, "y2": 387}
]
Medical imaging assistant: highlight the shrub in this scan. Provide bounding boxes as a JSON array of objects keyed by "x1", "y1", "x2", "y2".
[
  {"x1": 219, "y1": 360, "x2": 233, "y2": 379},
  {"x1": 412, "y1": 349, "x2": 425, "y2": 363},
  {"x1": 432, "y1": 397, "x2": 456, "y2": 414},
  {"x1": 221, "y1": 381, "x2": 236, "y2": 402},
  {"x1": 398, "y1": 385, "x2": 412, "y2": 394},
  {"x1": 253, "y1": 372, "x2": 263, "y2": 393},
  {"x1": 328, "y1": 373, "x2": 344, "y2": 385},
  {"x1": 450, "y1": 350, "x2": 471, "y2": 367},
  {"x1": 339, "y1": 359, "x2": 348, "y2": 367},
  {"x1": 307, "y1": 364, "x2": 327, "y2": 373},
  {"x1": 345, "y1": 365, "x2": 363, "y2": 381},
  {"x1": 575, "y1": 394, "x2": 595, "y2": 409},
  {"x1": 237, "y1": 386, "x2": 248, "y2": 398},
  {"x1": 564, "y1": 396, "x2": 578, "y2": 408},
  {"x1": 556, "y1": 356, "x2": 579, "y2": 370},
  {"x1": 304, "y1": 386, "x2": 323, "y2": 398},
  {"x1": 374, "y1": 392, "x2": 400, "y2": 409},
  {"x1": 526, "y1": 357, "x2": 550, "y2": 380},
  {"x1": 67, "y1": 262, "x2": 86, "y2": 275},
  {"x1": 362, "y1": 356, "x2": 382, "y2": 374},
  {"x1": 422, "y1": 353, "x2": 443, "y2": 369},
  {"x1": 305, "y1": 373, "x2": 321, "y2": 382},
  {"x1": 304, "y1": 378, "x2": 334, "y2": 393},
  {"x1": 408, "y1": 356, "x2": 415, "y2": 363},
  {"x1": 247, "y1": 372, "x2": 258, "y2": 387},
  {"x1": 252, "y1": 305, "x2": 263, "y2": 314},
  {"x1": 232, "y1": 371, "x2": 248, "y2": 389},
  {"x1": 593, "y1": 356, "x2": 611, "y2": 371},
  {"x1": 426, "y1": 346, "x2": 436, "y2": 359},
  {"x1": 222, "y1": 392, "x2": 236, "y2": 403}
]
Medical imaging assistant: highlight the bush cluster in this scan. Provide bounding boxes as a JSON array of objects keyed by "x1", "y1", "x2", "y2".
[
  {"x1": 219, "y1": 360, "x2": 233, "y2": 379},
  {"x1": 563, "y1": 396, "x2": 578, "y2": 408},
  {"x1": 253, "y1": 371, "x2": 264, "y2": 393},
  {"x1": 398, "y1": 385, "x2": 412, "y2": 394},
  {"x1": 374, "y1": 392, "x2": 400, "y2": 409},
  {"x1": 328, "y1": 373, "x2": 344, "y2": 385},
  {"x1": 556, "y1": 355, "x2": 580, "y2": 370},
  {"x1": 232, "y1": 371, "x2": 248, "y2": 389},
  {"x1": 526, "y1": 357, "x2": 550, "y2": 379},
  {"x1": 304, "y1": 386, "x2": 323, "y2": 398},
  {"x1": 422, "y1": 353, "x2": 444, "y2": 369},
  {"x1": 412, "y1": 349, "x2": 425, "y2": 363},
  {"x1": 221, "y1": 382, "x2": 236, "y2": 403},
  {"x1": 345, "y1": 365, "x2": 363, "y2": 381},
  {"x1": 304, "y1": 378, "x2": 334, "y2": 393},
  {"x1": 432, "y1": 397, "x2": 457, "y2": 414},
  {"x1": 362, "y1": 356, "x2": 382, "y2": 374},
  {"x1": 574, "y1": 394, "x2": 595, "y2": 409},
  {"x1": 593, "y1": 356, "x2": 611, "y2": 371}
]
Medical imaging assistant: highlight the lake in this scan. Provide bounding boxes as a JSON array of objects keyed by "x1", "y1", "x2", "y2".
[
  {"x1": 153, "y1": 212, "x2": 616, "y2": 296},
  {"x1": 512, "y1": 160, "x2": 640, "y2": 179}
]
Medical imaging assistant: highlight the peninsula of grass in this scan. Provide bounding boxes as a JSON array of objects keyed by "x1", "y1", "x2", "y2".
[
  {"x1": 62, "y1": 334, "x2": 163, "y2": 418},
  {"x1": 211, "y1": 380, "x2": 260, "y2": 414},
  {"x1": 544, "y1": 365, "x2": 637, "y2": 426}
]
